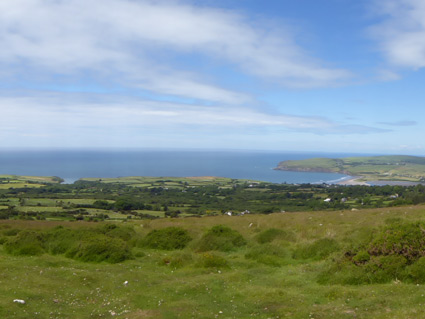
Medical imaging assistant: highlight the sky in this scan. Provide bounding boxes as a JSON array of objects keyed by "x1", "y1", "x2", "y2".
[{"x1": 1, "y1": 0, "x2": 425, "y2": 155}]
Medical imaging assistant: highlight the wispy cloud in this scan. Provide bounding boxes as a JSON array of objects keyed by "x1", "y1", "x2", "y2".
[
  {"x1": 370, "y1": 0, "x2": 425, "y2": 69},
  {"x1": 378, "y1": 120, "x2": 417, "y2": 126},
  {"x1": 0, "y1": 0, "x2": 351, "y2": 105},
  {"x1": 0, "y1": 91, "x2": 387, "y2": 148}
]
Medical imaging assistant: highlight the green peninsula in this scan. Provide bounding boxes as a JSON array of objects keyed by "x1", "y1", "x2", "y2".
[{"x1": 275, "y1": 155, "x2": 425, "y2": 183}]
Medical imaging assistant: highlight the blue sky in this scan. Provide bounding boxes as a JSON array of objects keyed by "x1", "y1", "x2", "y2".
[{"x1": 1, "y1": 0, "x2": 425, "y2": 155}]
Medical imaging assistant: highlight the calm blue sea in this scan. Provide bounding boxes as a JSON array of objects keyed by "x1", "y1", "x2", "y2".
[{"x1": 0, "y1": 150, "x2": 361, "y2": 184}]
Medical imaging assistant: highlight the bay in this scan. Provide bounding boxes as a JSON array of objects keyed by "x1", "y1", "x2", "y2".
[{"x1": 0, "y1": 150, "x2": 359, "y2": 184}]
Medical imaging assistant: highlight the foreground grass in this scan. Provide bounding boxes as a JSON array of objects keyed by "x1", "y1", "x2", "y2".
[{"x1": 2, "y1": 206, "x2": 425, "y2": 318}]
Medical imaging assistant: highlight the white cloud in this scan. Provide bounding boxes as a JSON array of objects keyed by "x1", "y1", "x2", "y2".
[
  {"x1": 0, "y1": 0, "x2": 351, "y2": 105},
  {"x1": 371, "y1": 0, "x2": 425, "y2": 69},
  {"x1": 0, "y1": 91, "x2": 387, "y2": 148}
]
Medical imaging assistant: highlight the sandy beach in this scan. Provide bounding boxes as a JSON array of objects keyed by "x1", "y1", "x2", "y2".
[{"x1": 337, "y1": 177, "x2": 370, "y2": 186}]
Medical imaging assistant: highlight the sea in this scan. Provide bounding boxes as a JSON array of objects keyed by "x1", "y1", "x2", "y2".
[{"x1": 0, "y1": 149, "x2": 362, "y2": 184}]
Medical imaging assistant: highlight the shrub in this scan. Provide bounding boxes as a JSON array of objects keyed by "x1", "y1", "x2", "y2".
[
  {"x1": 142, "y1": 227, "x2": 192, "y2": 250},
  {"x1": 198, "y1": 252, "x2": 229, "y2": 268},
  {"x1": 197, "y1": 225, "x2": 246, "y2": 252},
  {"x1": 4, "y1": 230, "x2": 46, "y2": 256},
  {"x1": 2, "y1": 228, "x2": 21, "y2": 236},
  {"x1": 352, "y1": 250, "x2": 370, "y2": 264},
  {"x1": 2, "y1": 226, "x2": 135, "y2": 263},
  {"x1": 363, "y1": 255, "x2": 407, "y2": 283},
  {"x1": 65, "y1": 236, "x2": 132, "y2": 263},
  {"x1": 134, "y1": 250, "x2": 146, "y2": 258},
  {"x1": 255, "y1": 228, "x2": 295, "y2": 244},
  {"x1": 368, "y1": 222, "x2": 425, "y2": 262},
  {"x1": 101, "y1": 224, "x2": 136, "y2": 242},
  {"x1": 245, "y1": 244, "x2": 289, "y2": 267},
  {"x1": 407, "y1": 257, "x2": 425, "y2": 283},
  {"x1": 293, "y1": 238, "x2": 340, "y2": 260},
  {"x1": 45, "y1": 227, "x2": 83, "y2": 255},
  {"x1": 317, "y1": 260, "x2": 370, "y2": 285},
  {"x1": 319, "y1": 222, "x2": 425, "y2": 285}
]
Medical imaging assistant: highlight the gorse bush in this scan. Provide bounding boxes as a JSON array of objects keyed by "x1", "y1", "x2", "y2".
[
  {"x1": 363, "y1": 255, "x2": 407, "y2": 283},
  {"x1": 99, "y1": 224, "x2": 137, "y2": 242},
  {"x1": 4, "y1": 225, "x2": 135, "y2": 263},
  {"x1": 65, "y1": 235, "x2": 132, "y2": 263},
  {"x1": 352, "y1": 250, "x2": 370, "y2": 264},
  {"x1": 293, "y1": 238, "x2": 340, "y2": 260},
  {"x1": 45, "y1": 226, "x2": 83, "y2": 255},
  {"x1": 142, "y1": 227, "x2": 192, "y2": 250},
  {"x1": 4, "y1": 230, "x2": 46, "y2": 256},
  {"x1": 406, "y1": 257, "x2": 425, "y2": 283},
  {"x1": 197, "y1": 252, "x2": 229, "y2": 268},
  {"x1": 255, "y1": 228, "x2": 295, "y2": 244},
  {"x1": 245, "y1": 244, "x2": 289, "y2": 267},
  {"x1": 368, "y1": 221, "x2": 425, "y2": 261},
  {"x1": 2, "y1": 228, "x2": 21, "y2": 237},
  {"x1": 320, "y1": 221, "x2": 425, "y2": 285},
  {"x1": 197, "y1": 225, "x2": 246, "y2": 252}
]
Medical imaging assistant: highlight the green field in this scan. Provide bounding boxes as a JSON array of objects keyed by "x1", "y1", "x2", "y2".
[{"x1": 276, "y1": 155, "x2": 425, "y2": 182}]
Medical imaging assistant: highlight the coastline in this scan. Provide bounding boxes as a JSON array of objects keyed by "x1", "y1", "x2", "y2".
[{"x1": 337, "y1": 177, "x2": 369, "y2": 186}]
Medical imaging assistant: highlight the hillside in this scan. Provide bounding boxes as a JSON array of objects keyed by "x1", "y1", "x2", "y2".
[
  {"x1": 3, "y1": 205, "x2": 425, "y2": 318},
  {"x1": 275, "y1": 155, "x2": 425, "y2": 182}
]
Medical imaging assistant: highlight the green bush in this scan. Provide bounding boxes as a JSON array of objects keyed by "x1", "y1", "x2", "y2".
[
  {"x1": 3, "y1": 226, "x2": 134, "y2": 263},
  {"x1": 368, "y1": 222, "x2": 425, "y2": 262},
  {"x1": 352, "y1": 250, "x2": 370, "y2": 264},
  {"x1": 319, "y1": 222, "x2": 425, "y2": 285},
  {"x1": 319, "y1": 255, "x2": 407, "y2": 285},
  {"x1": 198, "y1": 252, "x2": 229, "y2": 268},
  {"x1": 363, "y1": 255, "x2": 407, "y2": 283},
  {"x1": 133, "y1": 248, "x2": 146, "y2": 258},
  {"x1": 255, "y1": 228, "x2": 295, "y2": 244},
  {"x1": 317, "y1": 260, "x2": 370, "y2": 285},
  {"x1": 45, "y1": 227, "x2": 80, "y2": 255},
  {"x1": 142, "y1": 227, "x2": 192, "y2": 250},
  {"x1": 293, "y1": 238, "x2": 340, "y2": 260},
  {"x1": 100, "y1": 224, "x2": 136, "y2": 242},
  {"x1": 407, "y1": 257, "x2": 425, "y2": 283},
  {"x1": 65, "y1": 235, "x2": 132, "y2": 263},
  {"x1": 197, "y1": 225, "x2": 246, "y2": 252},
  {"x1": 2, "y1": 228, "x2": 21, "y2": 236},
  {"x1": 4, "y1": 230, "x2": 46, "y2": 256},
  {"x1": 245, "y1": 244, "x2": 289, "y2": 267}
]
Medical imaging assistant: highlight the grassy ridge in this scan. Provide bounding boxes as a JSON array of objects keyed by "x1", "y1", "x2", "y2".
[
  {"x1": 2, "y1": 205, "x2": 425, "y2": 318},
  {"x1": 276, "y1": 155, "x2": 425, "y2": 182}
]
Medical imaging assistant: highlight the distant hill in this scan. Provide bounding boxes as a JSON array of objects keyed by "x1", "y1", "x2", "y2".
[{"x1": 275, "y1": 155, "x2": 425, "y2": 182}]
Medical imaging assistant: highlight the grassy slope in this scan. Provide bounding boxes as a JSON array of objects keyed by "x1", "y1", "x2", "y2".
[
  {"x1": 276, "y1": 155, "x2": 425, "y2": 182},
  {"x1": 2, "y1": 206, "x2": 425, "y2": 318}
]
